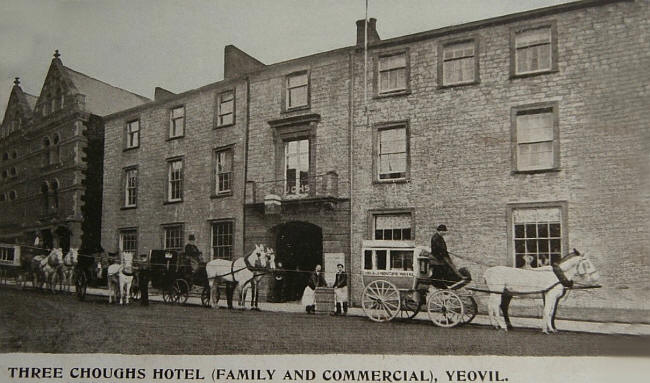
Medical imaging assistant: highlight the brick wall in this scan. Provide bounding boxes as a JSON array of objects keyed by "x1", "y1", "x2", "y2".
[
  {"x1": 350, "y1": 0, "x2": 649, "y2": 311},
  {"x1": 102, "y1": 81, "x2": 247, "y2": 260}
]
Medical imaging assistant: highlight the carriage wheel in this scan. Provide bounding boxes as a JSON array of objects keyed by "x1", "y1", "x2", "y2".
[
  {"x1": 362, "y1": 280, "x2": 401, "y2": 322},
  {"x1": 427, "y1": 290, "x2": 464, "y2": 327},
  {"x1": 458, "y1": 294, "x2": 478, "y2": 326},
  {"x1": 162, "y1": 287, "x2": 176, "y2": 304},
  {"x1": 201, "y1": 286, "x2": 211, "y2": 308},
  {"x1": 130, "y1": 283, "x2": 140, "y2": 301},
  {"x1": 399, "y1": 290, "x2": 421, "y2": 320},
  {"x1": 75, "y1": 272, "x2": 87, "y2": 301},
  {"x1": 173, "y1": 279, "x2": 190, "y2": 305}
]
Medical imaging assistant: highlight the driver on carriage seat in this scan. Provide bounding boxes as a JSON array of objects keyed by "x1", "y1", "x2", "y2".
[
  {"x1": 430, "y1": 224, "x2": 465, "y2": 281},
  {"x1": 184, "y1": 234, "x2": 202, "y2": 273}
]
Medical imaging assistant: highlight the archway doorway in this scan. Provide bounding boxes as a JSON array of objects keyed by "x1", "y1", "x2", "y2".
[
  {"x1": 273, "y1": 221, "x2": 322, "y2": 302},
  {"x1": 41, "y1": 229, "x2": 53, "y2": 250},
  {"x1": 55, "y1": 226, "x2": 71, "y2": 252}
]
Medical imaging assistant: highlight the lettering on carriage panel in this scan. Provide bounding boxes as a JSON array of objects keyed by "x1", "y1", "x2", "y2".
[{"x1": 445, "y1": 370, "x2": 508, "y2": 382}]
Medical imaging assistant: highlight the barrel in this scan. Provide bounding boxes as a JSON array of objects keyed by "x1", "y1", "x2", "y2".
[{"x1": 314, "y1": 287, "x2": 335, "y2": 313}]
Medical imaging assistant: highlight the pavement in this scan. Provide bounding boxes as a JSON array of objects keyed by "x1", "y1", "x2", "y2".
[{"x1": 74, "y1": 285, "x2": 650, "y2": 336}]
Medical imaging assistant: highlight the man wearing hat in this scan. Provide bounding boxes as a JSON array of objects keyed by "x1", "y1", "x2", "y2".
[
  {"x1": 430, "y1": 224, "x2": 463, "y2": 280},
  {"x1": 184, "y1": 234, "x2": 202, "y2": 273}
]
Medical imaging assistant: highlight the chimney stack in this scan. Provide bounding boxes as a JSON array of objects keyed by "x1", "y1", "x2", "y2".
[{"x1": 356, "y1": 18, "x2": 380, "y2": 46}]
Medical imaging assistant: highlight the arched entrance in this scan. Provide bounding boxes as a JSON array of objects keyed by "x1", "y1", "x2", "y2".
[
  {"x1": 273, "y1": 221, "x2": 323, "y2": 302},
  {"x1": 55, "y1": 226, "x2": 71, "y2": 252}
]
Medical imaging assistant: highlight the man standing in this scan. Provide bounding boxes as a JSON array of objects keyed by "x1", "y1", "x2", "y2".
[
  {"x1": 302, "y1": 264, "x2": 326, "y2": 314},
  {"x1": 430, "y1": 224, "x2": 463, "y2": 280},
  {"x1": 331, "y1": 263, "x2": 348, "y2": 316},
  {"x1": 138, "y1": 254, "x2": 150, "y2": 306}
]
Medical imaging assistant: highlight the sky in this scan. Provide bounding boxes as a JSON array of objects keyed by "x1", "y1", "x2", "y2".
[{"x1": 0, "y1": 0, "x2": 574, "y2": 121}]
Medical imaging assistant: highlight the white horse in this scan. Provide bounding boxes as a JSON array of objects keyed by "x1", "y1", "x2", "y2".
[
  {"x1": 205, "y1": 244, "x2": 275, "y2": 309},
  {"x1": 107, "y1": 252, "x2": 135, "y2": 305},
  {"x1": 60, "y1": 248, "x2": 78, "y2": 293},
  {"x1": 41, "y1": 248, "x2": 65, "y2": 293},
  {"x1": 483, "y1": 249, "x2": 600, "y2": 333}
]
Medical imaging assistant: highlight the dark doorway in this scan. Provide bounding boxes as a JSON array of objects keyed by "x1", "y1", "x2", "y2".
[
  {"x1": 274, "y1": 221, "x2": 323, "y2": 302},
  {"x1": 55, "y1": 226, "x2": 71, "y2": 252}
]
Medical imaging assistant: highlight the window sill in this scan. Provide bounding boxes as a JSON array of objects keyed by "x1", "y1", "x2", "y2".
[
  {"x1": 166, "y1": 135, "x2": 185, "y2": 142},
  {"x1": 123, "y1": 146, "x2": 139, "y2": 152},
  {"x1": 121, "y1": 206, "x2": 137, "y2": 210},
  {"x1": 210, "y1": 191, "x2": 233, "y2": 199},
  {"x1": 163, "y1": 199, "x2": 183, "y2": 205},
  {"x1": 283, "y1": 105, "x2": 310, "y2": 114},
  {"x1": 510, "y1": 68, "x2": 558, "y2": 79},
  {"x1": 374, "y1": 89, "x2": 411, "y2": 99},
  {"x1": 438, "y1": 80, "x2": 480, "y2": 89},
  {"x1": 215, "y1": 122, "x2": 234, "y2": 130},
  {"x1": 373, "y1": 178, "x2": 410, "y2": 185},
  {"x1": 512, "y1": 168, "x2": 561, "y2": 175}
]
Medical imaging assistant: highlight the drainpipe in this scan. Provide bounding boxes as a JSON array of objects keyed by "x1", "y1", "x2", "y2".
[
  {"x1": 243, "y1": 76, "x2": 251, "y2": 258},
  {"x1": 348, "y1": 50, "x2": 355, "y2": 306}
]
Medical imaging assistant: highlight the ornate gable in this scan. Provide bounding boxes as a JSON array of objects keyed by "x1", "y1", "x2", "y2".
[
  {"x1": 33, "y1": 50, "x2": 78, "y2": 119},
  {"x1": 0, "y1": 78, "x2": 34, "y2": 140}
]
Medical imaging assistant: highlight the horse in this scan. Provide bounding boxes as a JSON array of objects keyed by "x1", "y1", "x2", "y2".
[
  {"x1": 60, "y1": 248, "x2": 78, "y2": 293},
  {"x1": 483, "y1": 249, "x2": 600, "y2": 333},
  {"x1": 107, "y1": 252, "x2": 135, "y2": 305},
  {"x1": 17, "y1": 247, "x2": 44, "y2": 289},
  {"x1": 205, "y1": 244, "x2": 275, "y2": 310},
  {"x1": 41, "y1": 248, "x2": 65, "y2": 293}
]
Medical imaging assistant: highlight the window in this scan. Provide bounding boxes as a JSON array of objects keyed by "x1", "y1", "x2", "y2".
[
  {"x1": 373, "y1": 213, "x2": 412, "y2": 240},
  {"x1": 0, "y1": 246, "x2": 15, "y2": 264},
  {"x1": 217, "y1": 91, "x2": 234, "y2": 127},
  {"x1": 8, "y1": 190, "x2": 16, "y2": 201},
  {"x1": 375, "y1": 123, "x2": 409, "y2": 181},
  {"x1": 51, "y1": 180, "x2": 59, "y2": 210},
  {"x1": 509, "y1": 204, "x2": 566, "y2": 268},
  {"x1": 362, "y1": 248, "x2": 414, "y2": 273},
  {"x1": 377, "y1": 52, "x2": 408, "y2": 94},
  {"x1": 125, "y1": 120, "x2": 140, "y2": 149},
  {"x1": 169, "y1": 106, "x2": 185, "y2": 138},
  {"x1": 163, "y1": 224, "x2": 184, "y2": 252},
  {"x1": 284, "y1": 138, "x2": 309, "y2": 196},
  {"x1": 512, "y1": 103, "x2": 559, "y2": 172},
  {"x1": 11, "y1": 150, "x2": 17, "y2": 159},
  {"x1": 49, "y1": 134, "x2": 60, "y2": 165},
  {"x1": 214, "y1": 148, "x2": 233, "y2": 194},
  {"x1": 0, "y1": 193, "x2": 5, "y2": 202},
  {"x1": 211, "y1": 220, "x2": 233, "y2": 260},
  {"x1": 10, "y1": 167, "x2": 16, "y2": 177},
  {"x1": 441, "y1": 40, "x2": 477, "y2": 86},
  {"x1": 167, "y1": 158, "x2": 183, "y2": 202},
  {"x1": 42, "y1": 137, "x2": 50, "y2": 166},
  {"x1": 2, "y1": 153, "x2": 7, "y2": 161},
  {"x1": 286, "y1": 72, "x2": 309, "y2": 110},
  {"x1": 41, "y1": 182, "x2": 49, "y2": 214},
  {"x1": 119, "y1": 229, "x2": 138, "y2": 253},
  {"x1": 512, "y1": 24, "x2": 556, "y2": 76},
  {"x1": 124, "y1": 168, "x2": 137, "y2": 207}
]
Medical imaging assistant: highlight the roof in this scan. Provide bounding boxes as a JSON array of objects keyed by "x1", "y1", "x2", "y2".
[
  {"x1": 62, "y1": 65, "x2": 150, "y2": 116},
  {"x1": 24, "y1": 93, "x2": 37, "y2": 111}
]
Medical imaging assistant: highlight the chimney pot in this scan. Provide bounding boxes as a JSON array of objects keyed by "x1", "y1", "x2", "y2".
[{"x1": 356, "y1": 18, "x2": 380, "y2": 45}]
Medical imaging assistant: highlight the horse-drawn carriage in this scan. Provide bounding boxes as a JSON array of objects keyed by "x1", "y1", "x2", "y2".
[
  {"x1": 360, "y1": 240, "x2": 477, "y2": 327},
  {"x1": 0, "y1": 243, "x2": 25, "y2": 285},
  {"x1": 147, "y1": 249, "x2": 211, "y2": 306}
]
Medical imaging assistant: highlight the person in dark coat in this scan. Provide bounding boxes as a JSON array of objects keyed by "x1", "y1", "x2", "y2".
[
  {"x1": 184, "y1": 234, "x2": 202, "y2": 272},
  {"x1": 271, "y1": 261, "x2": 286, "y2": 302},
  {"x1": 138, "y1": 254, "x2": 150, "y2": 306},
  {"x1": 430, "y1": 224, "x2": 464, "y2": 284},
  {"x1": 302, "y1": 264, "x2": 326, "y2": 314},
  {"x1": 331, "y1": 263, "x2": 348, "y2": 316}
]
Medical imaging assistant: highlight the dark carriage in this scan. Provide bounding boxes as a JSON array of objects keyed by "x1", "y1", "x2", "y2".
[
  {"x1": 148, "y1": 249, "x2": 211, "y2": 306},
  {"x1": 360, "y1": 240, "x2": 477, "y2": 327},
  {"x1": 73, "y1": 250, "x2": 127, "y2": 300}
]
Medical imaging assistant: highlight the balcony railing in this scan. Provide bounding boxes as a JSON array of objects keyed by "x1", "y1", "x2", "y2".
[{"x1": 246, "y1": 171, "x2": 339, "y2": 205}]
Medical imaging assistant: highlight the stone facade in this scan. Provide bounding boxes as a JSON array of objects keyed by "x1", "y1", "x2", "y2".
[
  {"x1": 349, "y1": 0, "x2": 649, "y2": 316},
  {"x1": 0, "y1": 54, "x2": 148, "y2": 252},
  {"x1": 101, "y1": 79, "x2": 248, "y2": 261}
]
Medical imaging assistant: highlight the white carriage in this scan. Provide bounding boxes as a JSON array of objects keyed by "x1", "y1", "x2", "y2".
[{"x1": 361, "y1": 240, "x2": 477, "y2": 327}]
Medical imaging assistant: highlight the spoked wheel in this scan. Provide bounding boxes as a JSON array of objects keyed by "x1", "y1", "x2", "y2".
[
  {"x1": 458, "y1": 294, "x2": 478, "y2": 326},
  {"x1": 201, "y1": 286, "x2": 211, "y2": 308},
  {"x1": 399, "y1": 289, "x2": 421, "y2": 320},
  {"x1": 173, "y1": 279, "x2": 190, "y2": 305},
  {"x1": 75, "y1": 272, "x2": 87, "y2": 300},
  {"x1": 362, "y1": 280, "x2": 400, "y2": 322},
  {"x1": 427, "y1": 290, "x2": 464, "y2": 327},
  {"x1": 162, "y1": 287, "x2": 176, "y2": 304},
  {"x1": 130, "y1": 282, "x2": 140, "y2": 302}
]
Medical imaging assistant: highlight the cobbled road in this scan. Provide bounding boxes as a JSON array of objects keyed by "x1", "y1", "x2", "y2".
[{"x1": 1, "y1": 288, "x2": 648, "y2": 355}]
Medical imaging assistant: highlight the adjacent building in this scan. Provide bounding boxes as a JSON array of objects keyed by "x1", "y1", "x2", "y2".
[{"x1": 0, "y1": 52, "x2": 148, "y2": 252}]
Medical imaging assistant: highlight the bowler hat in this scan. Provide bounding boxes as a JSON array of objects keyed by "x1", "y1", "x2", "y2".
[
  {"x1": 436, "y1": 224, "x2": 447, "y2": 232},
  {"x1": 188, "y1": 234, "x2": 195, "y2": 241}
]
